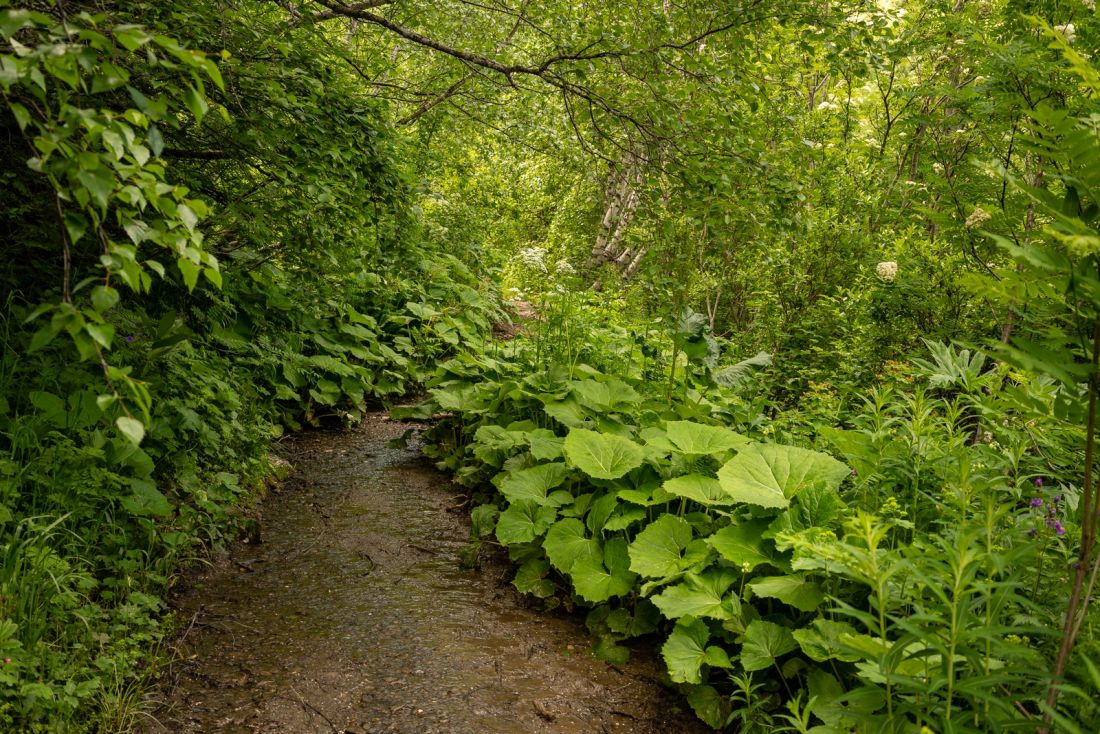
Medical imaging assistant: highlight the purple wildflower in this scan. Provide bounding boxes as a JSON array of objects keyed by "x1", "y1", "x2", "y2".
[
  {"x1": 851, "y1": 468, "x2": 857, "y2": 476},
  {"x1": 1034, "y1": 477, "x2": 1044, "y2": 488},
  {"x1": 1054, "y1": 521, "x2": 1065, "y2": 537},
  {"x1": 125, "y1": 335, "x2": 135, "y2": 343},
  {"x1": 1030, "y1": 498, "x2": 1044, "y2": 507},
  {"x1": 1053, "y1": 495, "x2": 1062, "y2": 504}
]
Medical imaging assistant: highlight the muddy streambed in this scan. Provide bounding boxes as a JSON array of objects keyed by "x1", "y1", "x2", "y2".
[{"x1": 148, "y1": 414, "x2": 705, "y2": 734}]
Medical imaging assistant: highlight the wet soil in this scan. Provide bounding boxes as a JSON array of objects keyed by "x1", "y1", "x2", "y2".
[{"x1": 148, "y1": 414, "x2": 705, "y2": 734}]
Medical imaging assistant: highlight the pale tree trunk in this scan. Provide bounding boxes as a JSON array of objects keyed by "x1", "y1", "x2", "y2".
[{"x1": 589, "y1": 148, "x2": 649, "y2": 285}]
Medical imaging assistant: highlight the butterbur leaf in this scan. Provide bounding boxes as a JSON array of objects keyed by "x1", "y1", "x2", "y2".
[
  {"x1": 741, "y1": 620, "x2": 797, "y2": 671},
  {"x1": 543, "y1": 518, "x2": 601, "y2": 573},
  {"x1": 603, "y1": 505, "x2": 646, "y2": 531},
  {"x1": 687, "y1": 684, "x2": 730, "y2": 730},
  {"x1": 570, "y1": 378, "x2": 641, "y2": 411},
  {"x1": 651, "y1": 568, "x2": 740, "y2": 620},
  {"x1": 662, "y1": 616, "x2": 729, "y2": 684},
  {"x1": 747, "y1": 574, "x2": 825, "y2": 612},
  {"x1": 543, "y1": 398, "x2": 587, "y2": 428},
  {"x1": 497, "y1": 462, "x2": 569, "y2": 505},
  {"x1": 563, "y1": 428, "x2": 644, "y2": 479},
  {"x1": 628, "y1": 514, "x2": 694, "y2": 578},
  {"x1": 706, "y1": 518, "x2": 774, "y2": 571},
  {"x1": 662, "y1": 474, "x2": 731, "y2": 506},
  {"x1": 591, "y1": 637, "x2": 631, "y2": 665},
  {"x1": 527, "y1": 429, "x2": 564, "y2": 460},
  {"x1": 793, "y1": 619, "x2": 861, "y2": 662},
  {"x1": 665, "y1": 420, "x2": 748, "y2": 455},
  {"x1": 496, "y1": 501, "x2": 557, "y2": 544},
  {"x1": 570, "y1": 537, "x2": 637, "y2": 603},
  {"x1": 717, "y1": 443, "x2": 850, "y2": 509},
  {"x1": 513, "y1": 558, "x2": 555, "y2": 598}
]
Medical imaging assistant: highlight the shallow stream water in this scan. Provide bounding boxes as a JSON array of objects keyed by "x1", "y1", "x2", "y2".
[{"x1": 148, "y1": 414, "x2": 705, "y2": 734}]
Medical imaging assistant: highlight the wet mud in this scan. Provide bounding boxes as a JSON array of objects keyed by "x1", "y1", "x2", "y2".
[{"x1": 147, "y1": 414, "x2": 706, "y2": 734}]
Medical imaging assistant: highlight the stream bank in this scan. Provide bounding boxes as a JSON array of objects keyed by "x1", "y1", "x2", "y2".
[{"x1": 146, "y1": 413, "x2": 705, "y2": 734}]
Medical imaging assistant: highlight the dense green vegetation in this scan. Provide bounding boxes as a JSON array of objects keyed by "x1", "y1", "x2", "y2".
[{"x1": 3, "y1": 0, "x2": 1100, "y2": 730}]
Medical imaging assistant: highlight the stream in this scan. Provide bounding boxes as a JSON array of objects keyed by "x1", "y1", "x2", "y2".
[{"x1": 147, "y1": 413, "x2": 706, "y2": 734}]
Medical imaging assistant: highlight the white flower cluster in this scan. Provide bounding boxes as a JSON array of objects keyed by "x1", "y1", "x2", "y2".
[
  {"x1": 965, "y1": 207, "x2": 991, "y2": 230},
  {"x1": 876, "y1": 261, "x2": 898, "y2": 282},
  {"x1": 1086, "y1": 0, "x2": 1095, "y2": 13},
  {"x1": 1055, "y1": 23, "x2": 1076, "y2": 43},
  {"x1": 519, "y1": 246, "x2": 548, "y2": 272},
  {"x1": 554, "y1": 259, "x2": 575, "y2": 275}
]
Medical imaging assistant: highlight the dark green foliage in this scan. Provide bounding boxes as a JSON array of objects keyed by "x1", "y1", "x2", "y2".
[{"x1": 0, "y1": 3, "x2": 498, "y2": 729}]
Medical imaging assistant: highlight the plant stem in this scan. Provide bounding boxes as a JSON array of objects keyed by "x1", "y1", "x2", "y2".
[{"x1": 1043, "y1": 312, "x2": 1100, "y2": 724}]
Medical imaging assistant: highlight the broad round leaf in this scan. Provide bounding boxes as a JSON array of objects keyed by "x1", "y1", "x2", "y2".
[
  {"x1": 717, "y1": 443, "x2": 850, "y2": 509},
  {"x1": 495, "y1": 462, "x2": 569, "y2": 505},
  {"x1": 747, "y1": 574, "x2": 825, "y2": 612},
  {"x1": 662, "y1": 474, "x2": 733, "y2": 506},
  {"x1": 570, "y1": 538, "x2": 637, "y2": 603},
  {"x1": 628, "y1": 514, "x2": 694, "y2": 578},
  {"x1": 543, "y1": 518, "x2": 602, "y2": 573},
  {"x1": 563, "y1": 428, "x2": 644, "y2": 480},
  {"x1": 650, "y1": 568, "x2": 740, "y2": 620},
  {"x1": 741, "y1": 620, "x2": 798, "y2": 672},
  {"x1": 665, "y1": 420, "x2": 748, "y2": 455},
  {"x1": 705, "y1": 518, "x2": 775, "y2": 571}
]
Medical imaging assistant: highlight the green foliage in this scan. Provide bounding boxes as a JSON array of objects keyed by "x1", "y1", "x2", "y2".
[{"x1": 0, "y1": 3, "x2": 499, "y2": 730}]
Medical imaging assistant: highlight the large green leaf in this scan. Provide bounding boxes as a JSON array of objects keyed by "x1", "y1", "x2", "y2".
[
  {"x1": 747, "y1": 574, "x2": 825, "y2": 612},
  {"x1": 570, "y1": 378, "x2": 641, "y2": 412},
  {"x1": 651, "y1": 568, "x2": 740, "y2": 620},
  {"x1": 628, "y1": 514, "x2": 694, "y2": 578},
  {"x1": 570, "y1": 538, "x2": 637, "y2": 603},
  {"x1": 431, "y1": 382, "x2": 488, "y2": 413},
  {"x1": 495, "y1": 500, "x2": 557, "y2": 544},
  {"x1": 706, "y1": 518, "x2": 775, "y2": 571},
  {"x1": 563, "y1": 428, "x2": 644, "y2": 480},
  {"x1": 717, "y1": 443, "x2": 850, "y2": 509},
  {"x1": 665, "y1": 420, "x2": 748, "y2": 455},
  {"x1": 526, "y1": 428, "x2": 565, "y2": 460},
  {"x1": 765, "y1": 483, "x2": 844, "y2": 544},
  {"x1": 495, "y1": 462, "x2": 569, "y2": 505},
  {"x1": 741, "y1": 620, "x2": 797, "y2": 671},
  {"x1": 662, "y1": 616, "x2": 732, "y2": 684},
  {"x1": 687, "y1": 684, "x2": 730, "y2": 730},
  {"x1": 603, "y1": 505, "x2": 646, "y2": 531},
  {"x1": 121, "y1": 478, "x2": 171, "y2": 516},
  {"x1": 543, "y1": 518, "x2": 602, "y2": 573},
  {"x1": 793, "y1": 619, "x2": 861, "y2": 662},
  {"x1": 513, "y1": 558, "x2": 555, "y2": 598},
  {"x1": 662, "y1": 474, "x2": 732, "y2": 507},
  {"x1": 543, "y1": 398, "x2": 588, "y2": 428}
]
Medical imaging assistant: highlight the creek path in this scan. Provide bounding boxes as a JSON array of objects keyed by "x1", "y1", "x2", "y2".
[{"x1": 148, "y1": 413, "x2": 706, "y2": 734}]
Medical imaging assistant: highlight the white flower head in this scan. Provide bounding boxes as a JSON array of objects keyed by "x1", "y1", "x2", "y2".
[
  {"x1": 519, "y1": 246, "x2": 548, "y2": 272},
  {"x1": 965, "y1": 207, "x2": 991, "y2": 229},
  {"x1": 876, "y1": 261, "x2": 898, "y2": 282},
  {"x1": 1086, "y1": 0, "x2": 1095, "y2": 13},
  {"x1": 554, "y1": 259, "x2": 575, "y2": 275},
  {"x1": 1055, "y1": 23, "x2": 1076, "y2": 43}
]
